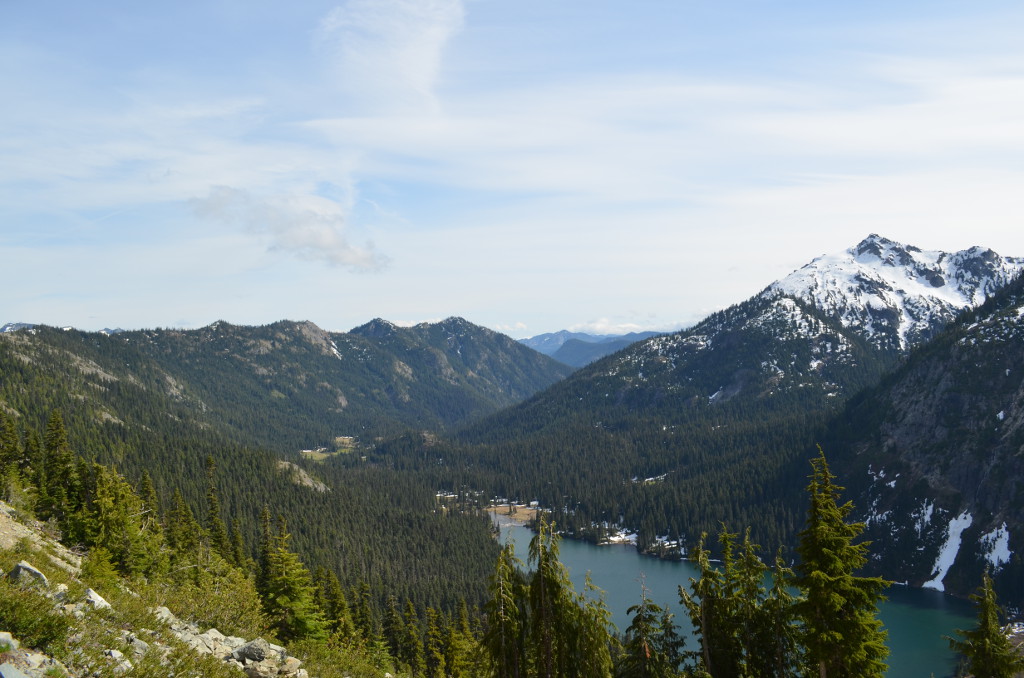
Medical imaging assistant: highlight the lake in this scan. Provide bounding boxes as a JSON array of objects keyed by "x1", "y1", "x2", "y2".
[{"x1": 495, "y1": 518, "x2": 975, "y2": 678}]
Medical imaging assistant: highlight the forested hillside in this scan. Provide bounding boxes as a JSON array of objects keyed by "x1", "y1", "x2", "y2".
[
  {"x1": 392, "y1": 292, "x2": 894, "y2": 552},
  {"x1": 0, "y1": 316, "x2": 569, "y2": 616}
]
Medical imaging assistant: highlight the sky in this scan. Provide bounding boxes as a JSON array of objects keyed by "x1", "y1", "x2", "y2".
[{"x1": 3, "y1": 1, "x2": 1024, "y2": 338}]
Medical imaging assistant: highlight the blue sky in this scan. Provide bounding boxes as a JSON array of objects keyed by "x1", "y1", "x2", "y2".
[{"x1": 3, "y1": 1, "x2": 1024, "y2": 337}]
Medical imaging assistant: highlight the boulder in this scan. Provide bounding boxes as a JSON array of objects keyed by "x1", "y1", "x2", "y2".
[
  {"x1": 52, "y1": 582, "x2": 69, "y2": 602},
  {"x1": 0, "y1": 632, "x2": 19, "y2": 650},
  {"x1": 84, "y1": 587, "x2": 112, "y2": 610},
  {"x1": 280, "y1": 656, "x2": 303, "y2": 674},
  {"x1": 8, "y1": 561, "x2": 47, "y2": 588},
  {"x1": 231, "y1": 638, "x2": 279, "y2": 664},
  {"x1": 152, "y1": 606, "x2": 176, "y2": 624},
  {"x1": 0, "y1": 663, "x2": 31, "y2": 678}
]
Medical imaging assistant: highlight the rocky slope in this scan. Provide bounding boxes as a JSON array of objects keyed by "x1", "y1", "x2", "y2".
[
  {"x1": 826, "y1": 271, "x2": 1024, "y2": 602},
  {"x1": 0, "y1": 500, "x2": 314, "y2": 678}
]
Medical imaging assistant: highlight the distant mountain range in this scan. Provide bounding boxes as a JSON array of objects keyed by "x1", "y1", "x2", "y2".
[
  {"x1": 519, "y1": 330, "x2": 664, "y2": 367},
  {"x1": 0, "y1": 316, "x2": 571, "y2": 452}
]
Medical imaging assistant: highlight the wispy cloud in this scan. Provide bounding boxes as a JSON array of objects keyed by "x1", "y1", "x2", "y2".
[
  {"x1": 315, "y1": 0, "x2": 465, "y2": 113},
  {"x1": 192, "y1": 186, "x2": 388, "y2": 271}
]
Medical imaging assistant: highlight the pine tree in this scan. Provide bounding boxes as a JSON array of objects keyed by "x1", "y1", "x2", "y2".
[
  {"x1": 616, "y1": 578, "x2": 684, "y2": 678},
  {"x1": 0, "y1": 411, "x2": 21, "y2": 469},
  {"x1": 205, "y1": 456, "x2": 231, "y2": 561},
  {"x1": 527, "y1": 515, "x2": 613, "y2": 678},
  {"x1": 38, "y1": 410, "x2": 81, "y2": 523},
  {"x1": 166, "y1": 488, "x2": 202, "y2": 556},
  {"x1": 948, "y1": 571, "x2": 1024, "y2": 678},
  {"x1": 483, "y1": 542, "x2": 528, "y2": 678},
  {"x1": 679, "y1": 531, "x2": 739, "y2": 677},
  {"x1": 314, "y1": 567, "x2": 357, "y2": 642},
  {"x1": 137, "y1": 470, "x2": 161, "y2": 525},
  {"x1": 792, "y1": 449, "x2": 888, "y2": 678},
  {"x1": 444, "y1": 600, "x2": 476, "y2": 678},
  {"x1": 259, "y1": 516, "x2": 327, "y2": 642},
  {"x1": 80, "y1": 463, "x2": 166, "y2": 577},
  {"x1": 424, "y1": 606, "x2": 447, "y2": 678},
  {"x1": 402, "y1": 598, "x2": 427, "y2": 677}
]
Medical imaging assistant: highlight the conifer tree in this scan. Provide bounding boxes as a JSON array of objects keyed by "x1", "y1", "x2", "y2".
[
  {"x1": 679, "y1": 532, "x2": 737, "y2": 676},
  {"x1": 527, "y1": 515, "x2": 613, "y2": 678},
  {"x1": 483, "y1": 542, "x2": 528, "y2": 678},
  {"x1": 424, "y1": 606, "x2": 448, "y2": 678},
  {"x1": 0, "y1": 411, "x2": 20, "y2": 469},
  {"x1": 137, "y1": 470, "x2": 160, "y2": 525},
  {"x1": 792, "y1": 449, "x2": 888, "y2": 678},
  {"x1": 259, "y1": 516, "x2": 327, "y2": 642},
  {"x1": 948, "y1": 571, "x2": 1024, "y2": 678},
  {"x1": 402, "y1": 598, "x2": 427, "y2": 677},
  {"x1": 314, "y1": 567, "x2": 357, "y2": 642},
  {"x1": 229, "y1": 522, "x2": 250, "y2": 570},
  {"x1": 22, "y1": 429, "x2": 42, "y2": 474},
  {"x1": 616, "y1": 579, "x2": 684, "y2": 678},
  {"x1": 444, "y1": 600, "x2": 476, "y2": 678},
  {"x1": 205, "y1": 456, "x2": 231, "y2": 561},
  {"x1": 166, "y1": 488, "x2": 202, "y2": 555},
  {"x1": 80, "y1": 463, "x2": 166, "y2": 577},
  {"x1": 38, "y1": 410, "x2": 81, "y2": 523}
]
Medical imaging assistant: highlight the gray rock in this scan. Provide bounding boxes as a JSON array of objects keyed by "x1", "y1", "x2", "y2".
[
  {"x1": 52, "y1": 582, "x2": 69, "y2": 602},
  {"x1": 223, "y1": 635, "x2": 247, "y2": 650},
  {"x1": 280, "y1": 656, "x2": 303, "y2": 674},
  {"x1": 204, "y1": 628, "x2": 226, "y2": 642},
  {"x1": 62, "y1": 602, "x2": 87, "y2": 619},
  {"x1": 126, "y1": 634, "x2": 150, "y2": 657},
  {"x1": 18, "y1": 652, "x2": 48, "y2": 670},
  {"x1": 242, "y1": 658, "x2": 279, "y2": 678},
  {"x1": 0, "y1": 632, "x2": 18, "y2": 650},
  {"x1": 8, "y1": 561, "x2": 47, "y2": 588},
  {"x1": 0, "y1": 663, "x2": 31, "y2": 678},
  {"x1": 152, "y1": 606, "x2": 176, "y2": 624},
  {"x1": 84, "y1": 587, "x2": 112, "y2": 610},
  {"x1": 231, "y1": 637, "x2": 276, "y2": 663}
]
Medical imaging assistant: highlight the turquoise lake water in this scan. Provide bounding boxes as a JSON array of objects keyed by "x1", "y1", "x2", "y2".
[{"x1": 496, "y1": 519, "x2": 975, "y2": 677}]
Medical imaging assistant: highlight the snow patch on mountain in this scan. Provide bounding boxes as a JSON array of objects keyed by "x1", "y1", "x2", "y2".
[
  {"x1": 923, "y1": 511, "x2": 973, "y2": 592},
  {"x1": 980, "y1": 523, "x2": 1012, "y2": 573}
]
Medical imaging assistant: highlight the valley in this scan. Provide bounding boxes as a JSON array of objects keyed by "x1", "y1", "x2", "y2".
[{"x1": 3, "y1": 233, "x2": 1024, "y2": 676}]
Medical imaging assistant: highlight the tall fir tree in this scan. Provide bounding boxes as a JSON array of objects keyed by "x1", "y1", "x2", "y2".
[
  {"x1": 0, "y1": 411, "x2": 21, "y2": 469},
  {"x1": 205, "y1": 456, "x2": 231, "y2": 561},
  {"x1": 38, "y1": 410, "x2": 81, "y2": 523},
  {"x1": 527, "y1": 515, "x2": 613, "y2": 678},
  {"x1": 483, "y1": 542, "x2": 528, "y2": 678},
  {"x1": 259, "y1": 516, "x2": 327, "y2": 643},
  {"x1": 616, "y1": 579, "x2": 684, "y2": 678},
  {"x1": 948, "y1": 571, "x2": 1024, "y2": 678},
  {"x1": 792, "y1": 449, "x2": 888, "y2": 678}
]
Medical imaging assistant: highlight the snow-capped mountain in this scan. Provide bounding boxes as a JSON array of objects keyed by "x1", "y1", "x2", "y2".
[{"x1": 768, "y1": 234, "x2": 1024, "y2": 351}]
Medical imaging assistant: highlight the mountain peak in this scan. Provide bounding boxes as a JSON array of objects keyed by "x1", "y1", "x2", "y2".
[
  {"x1": 350, "y1": 318, "x2": 399, "y2": 338},
  {"x1": 769, "y1": 235, "x2": 1024, "y2": 351}
]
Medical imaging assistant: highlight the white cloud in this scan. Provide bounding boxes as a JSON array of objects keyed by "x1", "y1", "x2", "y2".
[
  {"x1": 315, "y1": 0, "x2": 465, "y2": 113},
  {"x1": 192, "y1": 186, "x2": 388, "y2": 271}
]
